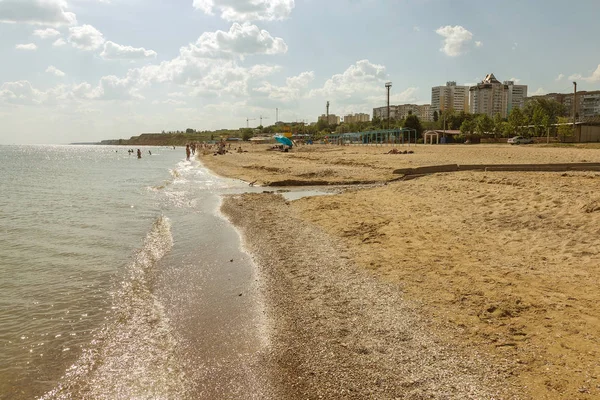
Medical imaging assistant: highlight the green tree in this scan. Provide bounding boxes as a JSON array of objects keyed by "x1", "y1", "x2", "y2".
[
  {"x1": 433, "y1": 110, "x2": 439, "y2": 122},
  {"x1": 557, "y1": 116, "x2": 574, "y2": 141},
  {"x1": 316, "y1": 118, "x2": 328, "y2": 132},
  {"x1": 403, "y1": 115, "x2": 423, "y2": 136},
  {"x1": 492, "y1": 113, "x2": 503, "y2": 136},
  {"x1": 524, "y1": 98, "x2": 566, "y2": 126},
  {"x1": 186, "y1": 128, "x2": 195, "y2": 133},
  {"x1": 241, "y1": 128, "x2": 254, "y2": 141},
  {"x1": 460, "y1": 119, "x2": 476, "y2": 135},
  {"x1": 476, "y1": 114, "x2": 494, "y2": 135},
  {"x1": 508, "y1": 107, "x2": 526, "y2": 136},
  {"x1": 371, "y1": 115, "x2": 383, "y2": 129},
  {"x1": 531, "y1": 105, "x2": 546, "y2": 136}
]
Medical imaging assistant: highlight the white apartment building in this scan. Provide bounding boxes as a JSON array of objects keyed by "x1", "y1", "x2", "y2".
[
  {"x1": 417, "y1": 104, "x2": 432, "y2": 122},
  {"x1": 343, "y1": 113, "x2": 370, "y2": 123},
  {"x1": 318, "y1": 114, "x2": 340, "y2": 125},
  {"x1": 505, "y1": 81, "x2": 528, "y2": 114},
  {"x1": 373, "y1": 104, "x2": 432, "y2": 122},
  {"x1": 431, "y1": 81, "x2": 469, "y2": 113},
  {"x1": 469, "y1": 74, "x2": 527, "y2": 118}
]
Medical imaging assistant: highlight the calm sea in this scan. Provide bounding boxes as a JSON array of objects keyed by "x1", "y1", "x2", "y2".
[{"x1": 0, "y1": 145, "x2": 268, "y2": 399}]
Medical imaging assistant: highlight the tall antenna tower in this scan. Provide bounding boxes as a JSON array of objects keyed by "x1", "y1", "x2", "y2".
[{"x1": 326, "y1": 101, "x2": 330, "y2": 118}]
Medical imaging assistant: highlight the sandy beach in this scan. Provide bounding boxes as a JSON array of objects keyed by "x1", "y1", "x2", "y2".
[{"x1": 204, "y1": 144, "x2": 600, "y2": 399}]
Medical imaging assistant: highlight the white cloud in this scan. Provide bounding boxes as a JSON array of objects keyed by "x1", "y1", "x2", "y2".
[
  {"x1": 15, "y1": 43, "x2": 38, "y2": 51},
  {"x1": 33, "y1": 28, "x2": 61, "y2": 39},
  {"x1": 191, "y1": 22, "x2": 287, "y2": 58},
  {"x1": 435, "y1": 25, "x2": 474, "y2": 57},
  {"x1": 555, "y1": 73, "x2": 565, "y2": 82},
  {"x1": 192, "y1": 0, "x2": 294, "y2": 22},
  {"x1": 46, "y1": 65, "x2": 66, "y2": 77},
  {"x1": 153, "y1": 99, "x2": 187, "y2": 106},
  {"x1": 68, "y1": 24, "x2": 105, "y2": 50},
  {"x1": 0, "y1": 81, "x2": 44, "y2": 104},
  {"x1": 167, "y1": 92, "x2": 187, "y2": 98},
  {"x1": 69, "y1": 76, "x2": 143, "y2": 101},
  {"x1": 530, "y1": 88, "x2": 546, "y2": 96},
  {"x1": 53, "y1": 38, "x2": 66, "y2": 47},
  {"x1": 254, "y1": 71, "x2": 314, "y2": 101},
  {"x1": 509, "y1": 77, "x2": 521, "y2": 83},
  {"x1": 307, "y1": 60, "x2": 421, "y2": 115},
  {"x1": 512, "y1": 42, "x2": 518, "y2": 50},
  {"x1": 100, "y1": 41, "x2": 157, "y2": 60},
  {"x1": 413, "y1": 26, "x2": 420, "y2": 32},
  {"x1": 310, "y1": 59, "x2": 387, "y2": 101},
  {"x1": 569, "y1": 64, "x2": 600, "y2": 83},
  {"x1": 0, "y1": 0, "x2": 76, "y2": 26},
  {"x1": 475, "y1": 41, "x2": 483, "y2": 47},
  {"x1": 249, "y1": 64, "x2": 281, "y2": 77},
  {"x1": 123, "y1": 25, "x2": 285, "y2": 98}
]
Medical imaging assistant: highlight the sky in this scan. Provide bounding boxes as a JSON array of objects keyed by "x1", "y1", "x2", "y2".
[{"x1": 1, "y1": 0, "x2": 600, "y2": 144}]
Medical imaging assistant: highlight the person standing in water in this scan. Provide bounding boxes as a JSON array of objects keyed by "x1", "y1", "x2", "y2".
[
  {"x1": 137, "y1": 149, "x2": 142, "y2": 159},
  {"x1": 185, "y1": 144, "x2": 191, "y2": 161}
]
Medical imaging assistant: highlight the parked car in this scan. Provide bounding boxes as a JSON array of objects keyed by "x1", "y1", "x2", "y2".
[{"x1": 507, "y1": 136, "x2": 534, "y2": 145}]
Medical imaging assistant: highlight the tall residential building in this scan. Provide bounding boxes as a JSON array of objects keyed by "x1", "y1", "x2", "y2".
[
  {"x1": 505, "y1": 81, "x2": 528, "y2": 114},
  {"x1": 344, "y1": 113, "x2": 370, "y2": 123},
  {"x1": 431, "y1": 81, "x2": 469, "y2": 113},
  {"x1": 469, "y1": 73, "x2": 527, "y2": 118},
  {"x1": 373, "y1": 104, "x2": 432, "y2": 122},
  {"x1": 373, "y1": 106, "x2": 396, "y2": 120},
  {"x1": 318, "y1": 114, "x2": 340, "y2": 125},
  {"x1": 417, "y1": 104, "x2": 432, "y2": 122}
]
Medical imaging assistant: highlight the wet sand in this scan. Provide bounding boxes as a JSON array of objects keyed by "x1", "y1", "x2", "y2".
[{"x1": 207, "y1": 144, "x2": 600, "y2": 399}]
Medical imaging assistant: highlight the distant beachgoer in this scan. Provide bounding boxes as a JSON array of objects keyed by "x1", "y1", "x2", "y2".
[
  {"x1": 186, "y1": 144, "x2": 191, "y2": 161},
  {"x1": 137, "y1": 149, "x2": 142, "y2": 159},
  {"x1": 237, "y1": 146, "x2": 243, "y2": 153},
  {"x1": 148, "y1": 150, "x2": 152, "y2": 155}
]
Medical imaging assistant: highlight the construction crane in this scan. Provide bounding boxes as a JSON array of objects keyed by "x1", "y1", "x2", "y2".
[
  {"x1": 246, "y1": 117, "x2": 256, "y2": 128},
  {"x1": 259, "y1": 115, "x2": 269, "y2": 126}
]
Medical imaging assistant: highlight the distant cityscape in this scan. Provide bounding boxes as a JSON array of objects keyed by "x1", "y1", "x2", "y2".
[{"x1": 314, "y1": 72, "x2": 600, "y2": 125}]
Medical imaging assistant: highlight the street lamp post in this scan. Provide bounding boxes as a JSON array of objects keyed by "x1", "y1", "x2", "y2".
[{"x1": 385, "y1": 82, "x2": 392, "y2": 130}]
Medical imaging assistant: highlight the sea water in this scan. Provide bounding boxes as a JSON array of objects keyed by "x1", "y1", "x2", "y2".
[{"x1": 0, "y1": 145, "x2": 267, "y2": 399}]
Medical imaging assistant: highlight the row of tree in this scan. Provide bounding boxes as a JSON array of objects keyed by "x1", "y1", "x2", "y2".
[
  {"x1": 456, "y1": 98, "x2": 569, "y2": 137},
  {"x1": 156, "y1": 98, "x2": 573, "y2": 142}
]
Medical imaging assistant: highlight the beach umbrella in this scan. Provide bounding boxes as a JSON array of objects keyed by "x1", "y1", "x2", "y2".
[{"x1": 274, "y1": 135, "x2": 293, "y2": 147}]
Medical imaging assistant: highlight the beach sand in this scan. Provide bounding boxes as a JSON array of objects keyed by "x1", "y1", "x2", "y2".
[
  {"x1": 200, "y1": 143, "x2": 600, "y2": 185},
  {"x1": 207, "y1": 144, "x2": 600, "y2": 399}
]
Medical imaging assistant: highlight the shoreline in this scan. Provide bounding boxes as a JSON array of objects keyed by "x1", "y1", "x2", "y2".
[{"x1": 221, "y1": 193, "x2": 521, "y2": 399}]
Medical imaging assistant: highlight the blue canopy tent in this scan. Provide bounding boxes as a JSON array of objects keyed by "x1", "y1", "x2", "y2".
[{"x1": 274, "y1": 135, "x2": 293, "y2": 147}]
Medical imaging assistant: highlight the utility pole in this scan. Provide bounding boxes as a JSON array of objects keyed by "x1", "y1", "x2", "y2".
[
  {"x1": 573, "y1": 81, "x2": 577, "y2": 135},
  {"x1": 385, "y1": 82, "x2": 392, "y2": 129}
]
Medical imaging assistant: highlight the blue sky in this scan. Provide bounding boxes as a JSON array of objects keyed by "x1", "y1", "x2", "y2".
[{"x1": 1, "y1": 0, "x2": 599, "y2": 144}]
